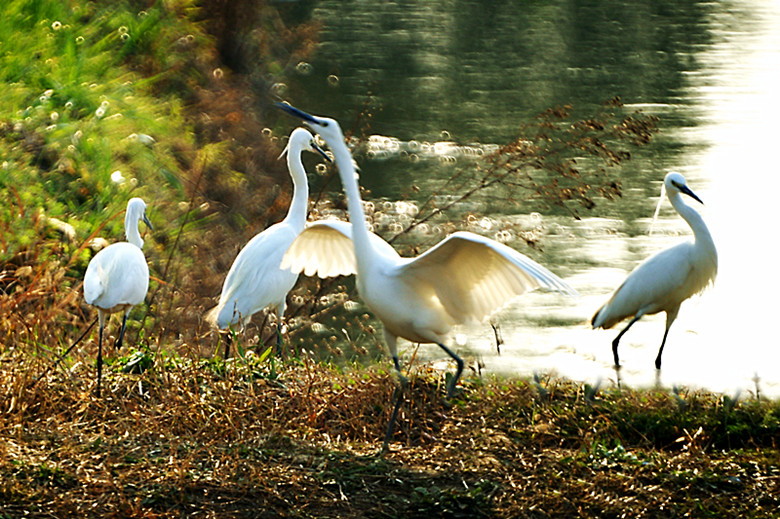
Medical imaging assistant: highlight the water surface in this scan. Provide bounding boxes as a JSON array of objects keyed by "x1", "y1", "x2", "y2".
[{"x1": 280, "y1": 0, "x2": 780, "y2": 397}]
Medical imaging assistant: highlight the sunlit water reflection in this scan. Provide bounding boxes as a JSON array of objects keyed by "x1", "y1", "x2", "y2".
[{"x1": 284, "y1": 0, "x2": 780, "y2": 397}]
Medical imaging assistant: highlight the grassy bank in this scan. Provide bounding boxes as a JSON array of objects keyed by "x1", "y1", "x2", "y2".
[{"x1": 1, "y1": 352, "x2": 779, "y2": 518}]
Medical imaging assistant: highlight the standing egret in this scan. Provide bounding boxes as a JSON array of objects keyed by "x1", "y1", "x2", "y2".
[
  {"x1": 591, "y1": 172, "x2": 717, "y2": 369},
  {"x1": 84, "y1": 197, "x2": 152, "y2": 397},
  {"x1": 276, "y1": 103, "x2": 577, "y2": 449},
  {"x1": 207, "y1": 128, "x2": 330, "y2": 356}
]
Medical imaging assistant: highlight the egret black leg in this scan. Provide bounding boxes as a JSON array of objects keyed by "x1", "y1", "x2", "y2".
[
  {"x1": 392, "y1": 355, "x2": 404, "y2": 377},
  {"x1": 223, "y1": 332, "x2": 232, "y2": 359},
  {"x1": 613, "y1": 364, "x2": 623, "y2": 391},
  {"x1": 116, "y1": 312, "x2": 129, "y2": 349},
  {"x1": 275, "y1": 322, "x2": 283, "y2": 356},
  {"x1": 96, "y1": 317, "x2": 104, "y2": 398},
  {"x1": 437, "y1": 342, "x2": 464, "y2": 398},
  {"x1": 491, "y1": 322, "x2": 503, "y2": 355},
  {"x1": 655, "y1": 327, "x2": 671, "y2": 370},
  {"x1": 611, "y1": 315, "x2": 642, "y2": 367},
  {"x1": 381, "y1": 355, "x2": 407, "y2": 454},
  {"x1": 382, "y1": 386, "x2": 404, "y2": 455}
]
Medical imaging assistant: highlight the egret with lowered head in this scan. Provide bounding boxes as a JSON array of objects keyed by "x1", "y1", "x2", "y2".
[
  {"x1": 276, "y1": 102, "x2": 577, "y2": 451},
  {"x1": 207, "y1": 128, "x2": 329, "y2": 356},
  {"x1": 591, "y1": 171, "x2": 717, "y2": 369},
  {"x1": 84, "y1": 197, "x2": 152, "y2": 396}
]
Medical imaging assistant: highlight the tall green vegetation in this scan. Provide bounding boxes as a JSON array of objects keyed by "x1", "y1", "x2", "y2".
[
  {"x1": 0, "y1": 0, "x2": 205, "y2": 247},
  {"x1": 0, "y1": 0, "x2": 322, "y2": 355},
  {"x1": 0, "y1": 0, "x2": 219, "y2": 351}
]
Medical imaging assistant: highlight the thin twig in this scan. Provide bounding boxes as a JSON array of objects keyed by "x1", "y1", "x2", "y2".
[{"x1": 28, "y1": 317, "x2": 98, "y2": 389}]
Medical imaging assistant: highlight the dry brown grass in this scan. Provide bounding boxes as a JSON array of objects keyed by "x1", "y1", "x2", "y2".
[{"x1": 1, "y1": 346, "x2": 779, "y2": 518}]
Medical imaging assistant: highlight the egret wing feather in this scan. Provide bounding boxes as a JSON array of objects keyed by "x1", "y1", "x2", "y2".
[
  {"x1": 215, "y1": 222, "x2": 299, "y2": 328},
  {"x1": 400, "y1": 231, "x2": 577, "y2": 324},
  {"x1": 282, "y1": 220, "x2": 397, "y2": 278},
  {"x1": 84, "y1": 261, "x2": 106, "y2": 305},
  {"x1": 84, "y1": 242, "x2": 149, "y2": 310},
  {"x1": 592, "y1": 242, "x2": 715, "y2": 329}
]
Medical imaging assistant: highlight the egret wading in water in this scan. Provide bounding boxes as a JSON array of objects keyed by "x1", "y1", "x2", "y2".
[
  {"x1": 207, "y1": 128, "x2": 330, "y2": 357},
  {"x1": 591, "y1": 172, "x2": 717, "y2": 370},
  {"x1": 276, "y1": 103, "x2": 577, "y2": 451},
  {"x1": 84, "y1": 197, "x2": 152, "y2": 397}
]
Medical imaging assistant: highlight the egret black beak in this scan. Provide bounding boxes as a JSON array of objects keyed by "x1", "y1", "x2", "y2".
[
  {"x1": 142, "y1": 213, "x2": 153, "y2": 231},
  {"x1": 678, "y1": 184, "x2": 704, "y2": 205},
  {"x1": 311, "y1": 141, "x2": 332, "y2": 163},
  {"x1": 275, "y1": 102, "x2": 321, "y2": 126}
]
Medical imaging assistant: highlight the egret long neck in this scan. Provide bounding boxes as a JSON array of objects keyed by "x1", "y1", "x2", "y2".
[
  {"x1": 284, "y1": 147, "x2": 310, "y2": 230},
  {"x1": 331, "y1": 142, "x2": 376, "y2": 267},
  {"x1": 125, "y1": 212, "x2": 144, "y2": 249},
  {"x1": 670, "y1": 191, "x2": 715, "y2": 252}
]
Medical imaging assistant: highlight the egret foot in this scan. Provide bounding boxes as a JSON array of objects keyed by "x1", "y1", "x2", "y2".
[
  {"x1": 612, "y1": 363, "x2": 623, "y2": 391},
  {"x1": 654, "y1": 327, "x2": 670, "y2": 370}
]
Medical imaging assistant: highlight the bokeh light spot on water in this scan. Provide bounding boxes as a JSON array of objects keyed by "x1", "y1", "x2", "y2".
[
  {"x1": 311, "y1": 323, "x2": 327, "y2": 334},
  {"x1": 271, "y1": 82, "x2": 288, "y2": 96}
]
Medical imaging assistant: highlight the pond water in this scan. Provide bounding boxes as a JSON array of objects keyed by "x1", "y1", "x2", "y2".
[{"x1": 279, "y1": 0, "x2": 780, "y2": 398}]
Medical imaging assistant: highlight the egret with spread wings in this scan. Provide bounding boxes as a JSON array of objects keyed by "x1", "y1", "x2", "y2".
[{"x1": 277, "y1": 103, "x2": 577, "y2": 450}]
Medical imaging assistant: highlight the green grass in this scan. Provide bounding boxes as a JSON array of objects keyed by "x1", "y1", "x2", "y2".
[
  {"x1": 0, "y1": 0, "x2": 221, "y2": 354},
  {"x1": 0, "y1": 0, "x2": 200, "y2": 238}
]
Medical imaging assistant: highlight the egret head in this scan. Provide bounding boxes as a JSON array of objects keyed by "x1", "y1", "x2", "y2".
[
  {"x1": 275, "y1": 102, "x2": 345, "y2": 151},
  {"x1": 281, "y1": 127, "x2": 332, "y2": 163},
  {"x1": 125, "y1": 197, "x2": 153, "y2": 249},
  {"x1": 665, "y1": 171, "x2": 703, "y2": 204}
]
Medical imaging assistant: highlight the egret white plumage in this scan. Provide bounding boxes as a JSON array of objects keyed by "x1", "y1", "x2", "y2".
[
  {"x1": 207, "y1": 128, "x2": 329, "y2": 356},
  {"x1": 276, "y1": 103, "x2": 577, "y2": 449},
  {"x1": 591, "y1": 172, "x2": 717, "y2": 369},
  {"x1": 84, "y1": 197, "x2": 152, "y2": 397}
]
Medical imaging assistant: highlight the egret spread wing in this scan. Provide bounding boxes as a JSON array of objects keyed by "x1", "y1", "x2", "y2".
[
  {"x1": 281, "y1": 220, "x2": 397, "y2": 278},
  {"x1": 400, "y1": 231, "x2": 577, "y2": 324},
  {"x1": 281, "y1": 221, "x2": 356, "y2": 277}
]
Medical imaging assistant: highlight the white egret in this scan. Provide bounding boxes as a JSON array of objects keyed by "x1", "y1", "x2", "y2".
[
  {"x1": 84, "y1": 197, "x2": 152, "y2": 397},
  {"x1": 207, "y1": 128, "x2": 329, "y2": 356},
  {"x1": 591, "y1": 172, "x2": 717, "y2": 369},
  {"x1": 276, "y1": 103, "x2": 577, "y2": 448}
]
